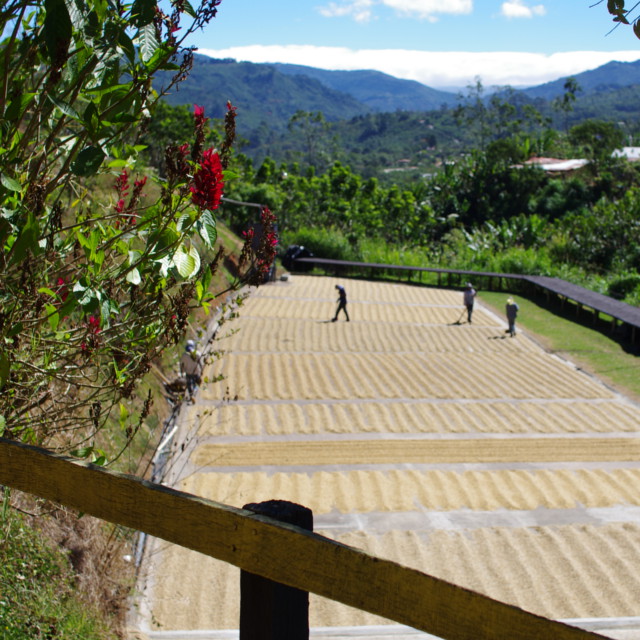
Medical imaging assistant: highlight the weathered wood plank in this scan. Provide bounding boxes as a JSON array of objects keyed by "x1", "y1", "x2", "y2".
[{"x1": 0, "y1": 438, "x2": 608, "y2": 640}]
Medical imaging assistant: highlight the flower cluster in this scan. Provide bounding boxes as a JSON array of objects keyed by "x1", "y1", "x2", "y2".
[
  {"x1": 190, "y1": 148, "x2": 224, "y2": 210},
  {"x1": 255, "y1": 206, "x2": 278, "y2": 276},
  {"x1": 238, "y1": 207, "x2": 278, "y2": 284},
  {"x1": 191, "y1": 104, "x2": 208, "y2": 163},
  {"x1": 81, "y1": 315, "x2": 102, "y2": 353},
  {"x1": 113, "y1": 170, "x2": 147, "y2": 225},
  {"x1": 219, "y1": 101, "x2": 237, "y2": 169},
  {"x1": 55, "y1": 277, "x2": 68, "y2": 302},
  {"x1": 165, "y1": 143, "x2": 190, "y2": 182},
  {"x1": 114, "y1": 169, "x2": 129, "y2": 214}
]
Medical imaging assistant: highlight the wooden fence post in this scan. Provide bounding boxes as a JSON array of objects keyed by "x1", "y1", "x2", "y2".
[{"x1": 240, "y1": 500, "x2": 313, "y2": 640}]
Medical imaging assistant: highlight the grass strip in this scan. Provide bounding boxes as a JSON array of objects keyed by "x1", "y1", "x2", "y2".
[{"x1": 479, "y1": 290, "x2": 640, "y2": 402}]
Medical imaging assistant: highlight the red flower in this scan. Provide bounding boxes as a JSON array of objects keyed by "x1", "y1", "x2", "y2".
[
  {"x1": 194, "y1": 104, "x2": 207, "y2": 129},
  {"x1": 87, "y1": 315, "x2": 101, "y2": 334},
  {"x1": 190, "y1": 148, "x2": 224, "y2": 210},
  {"x1": 55, "y1": 277, "x2": 68, "y2": 302},
  {"x1": 114, "y1": 170, "x2": 129, "y2": 197}
]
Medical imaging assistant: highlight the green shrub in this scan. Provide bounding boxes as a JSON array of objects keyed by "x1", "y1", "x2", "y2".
[
  {"x1": 607, "y1": 274, "x2": 640, "y2": 300},
  {"x1": 0, "y1": 507, "x2": 108, "y2": 640},
  {"x1": 280, "y1": 227, "x2": 362, "y2": 262}
]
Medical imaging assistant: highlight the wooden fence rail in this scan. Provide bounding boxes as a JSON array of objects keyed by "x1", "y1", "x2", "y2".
[{"x1": 0, "y1": 437, "x2": 609, "y2": 640}]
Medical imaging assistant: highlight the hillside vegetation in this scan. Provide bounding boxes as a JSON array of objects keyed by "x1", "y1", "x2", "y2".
[{"x1": 156, "y1": 55, "x2": 640, "y2": 175}]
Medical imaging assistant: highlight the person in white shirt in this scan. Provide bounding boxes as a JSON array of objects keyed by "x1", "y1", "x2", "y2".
[
  {"x1": 463, "y1": 282, "x2": 477, "y2": 324},
  {"x1": 505, "y1": 298, "x2": 520, "y2": 337},
  {"x1": 180, "y1": 340, "x2": 201, "y2": 396}
]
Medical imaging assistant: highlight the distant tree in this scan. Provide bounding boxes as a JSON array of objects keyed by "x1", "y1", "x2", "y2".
[
  {"x1": 487, "y1": 88, "x2": 520, "y2": 139},
  {"x1": 552, "y1": 77, "x2": 581, "y2": 132},
  {"x1": 454, "y1": 78, "x2": 490, "y2": 150},
  {"x1": 288, "y1": 111, "x2": 332, "y2": 169},
  {"x1": 568, "y1": 119, "x2": 625, "y2": 168}
]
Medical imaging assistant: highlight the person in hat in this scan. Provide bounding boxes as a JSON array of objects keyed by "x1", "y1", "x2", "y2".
[
  {"x1": 463, "y1": 282, "x2": 477, "y2": 323},
  {"x1": 180, "y1": 339, "x2": 202, "y2": 396},
  {"x1": 505, "y1": 298, "x2": 519, "y2": 337},
  {"x1": 332, "y1": 284, "x2": 350, "y2": 322}
]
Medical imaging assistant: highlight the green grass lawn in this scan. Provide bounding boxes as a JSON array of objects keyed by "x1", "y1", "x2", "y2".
[{"x1": 479, "y1": 290, "x2": 640, "y2": 402}]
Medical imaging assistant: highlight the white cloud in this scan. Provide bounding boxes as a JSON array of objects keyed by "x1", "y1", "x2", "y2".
[
  {"x1": 197, "y1": 45, "x2": 640, "y2": 89},
  {"x1": 317, "y1": 0, "x2": 472, "y2": 21},
  {"x1": 381, "y1": 0, "x2": 472, "y2": 20},
  {"x1": 319, "y1": 0, "x2": 374, "y2": 22},
  {"x1": 501, "y1": 1, "x2": 546, "y2": 19}
]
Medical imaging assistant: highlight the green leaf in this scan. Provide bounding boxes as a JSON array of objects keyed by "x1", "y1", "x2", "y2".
[
  {"x1": 101, "y1": 298, "x2": 110, "y2": 327},
  {"x1": 196, "y1": 210, "x2": 217, "y2": 248},
  {"x1": 137, "y1": 23, "x2": 159, "y2": 63},
  {"x1": 150, "y1": 227, "x2": 180, "y2": 254},
  {"x1": 9, "y1": 212, "x2": 40, "y2": 265},
  {"x1": 126, "y1": 268, "x2": 141, "y2": 285},
  {"x1": 82, "y1": 102, "x2": 100, "y2": 136},
  {"x1": 108, "y1": 159, "x2": 129, "y2": 168},
  {"x1": 118, "y1": 31, "x2": 136, "y2": 64},
  {"x1": 119, "y1": 403, "x2": 129, "y2": 429},
  {"x1": 183, "y1": 0, "x2": 197, "y2": 17},
  {"x1": 6, "y1": 322, "x2": 23, "y2": 338},
  {"x1": 5, "y1": 93, "x2": 36, "y2": 121},
  {"x1": 1, "y1": 174, "x2": 21, "y2": 192},
  {"x1": 176, "y1": 212, "x2": 191, "y2": 232},
  {"x1": 607, "y1": 0, "x2": 625, "y2": 14},
  {"x1": 88, "y1": 0, "x2": 108, "y2": 22},
  {"x1": 45, "y1": 303, "x2": 60, "y2": 331},
  {"x1": 131, "y1": 0, "x2": 156, "y2": 26},
  {"x1": 71, "y1": 146, "x2": 106, "y2": 177},
  {"x1": 200, "y1": 262, "x2": 212, "y2": 295},
  {"x1": 222, "y1": 169, "x2": 239, "y2": 181},
  {"x1": 173, "y1": 244, "x2": 201, "y2": 279},
  {"x1": 46, "y1": 95, "x2": 81, "y2": 120},
  {"x1": 0, "y1": 351, "x2": 9, "y2": 390},
  {"x1": 57, "y1": 295, "x2": 77, "y2": 319},
  {"x1": 0, "y1": 415, "x2": 6, "y2": 437},
  {"x1": 44, "y1": 0, "x2": 72, "y2": 61},
  {"x1": 70, "y1": 446, "x2": 94, "y2": 459},
  {"x1": 144, "y1": 42, "x2": 173, "y2": 73}
]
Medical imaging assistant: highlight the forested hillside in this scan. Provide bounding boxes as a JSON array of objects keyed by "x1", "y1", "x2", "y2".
[
  {"x1": 141, "y1": 82, "x2": 640, "y2": 311},
  {"x1": 272, "y1": 63, "x2": 458, "y2": 111},
  {"x1": 155, "y1": 55, "x2": 640, "y2": 176}
]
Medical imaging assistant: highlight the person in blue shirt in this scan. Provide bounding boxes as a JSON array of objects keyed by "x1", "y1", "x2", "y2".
[{"x1": 332, "y1": 284, "x2": 350, "y2": 322}]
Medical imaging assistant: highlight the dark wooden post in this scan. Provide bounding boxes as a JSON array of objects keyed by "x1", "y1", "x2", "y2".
[{"x1": 240, "y1": 500, "x2": 313, "y2": 640}]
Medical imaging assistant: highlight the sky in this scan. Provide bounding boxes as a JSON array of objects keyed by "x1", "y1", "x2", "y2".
[{"x1": 187, "y1": 1, "x2": 640, "y2": 89}]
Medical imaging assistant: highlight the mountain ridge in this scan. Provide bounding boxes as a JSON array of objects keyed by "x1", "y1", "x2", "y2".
[
  {"x1": 154, "y1": 54, "x2": 640, "y2": 174},
  {"x1": 161, "y1": 53, "x2": 640, "y2": 124}
]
